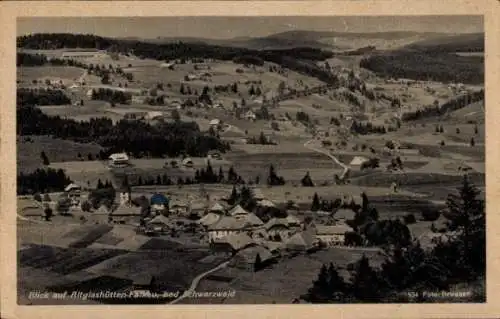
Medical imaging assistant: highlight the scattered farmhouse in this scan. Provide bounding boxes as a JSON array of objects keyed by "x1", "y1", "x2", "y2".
[
  {"x1": 244, "y1": 110, "x2": 257, "y2": 121},
  {"x1": 349, "y1": 156, "x2": 370, "y2": 167},
  {"x1": 333, "y1": 208, "x2": 356, "y2": 221},
  {"x1": 60, "y1": 49, "x2": 107, "y2": 59},
  {"x1": 145, "y1": 215, "x2": 170, "y2": 233},
  {"x1": 209, "y1": 202, "x2": 226, "y2": 214},
  {"x1": 229, "y1": 245, "x2": 276, "y2": 271},
  {"x1": 198, "y1": 213, "x2": 222, "y2": 227},
  {"x1": 228, "y1": 205, "x2": 249, "y2": 217},
  {"x1": 211, "y1": 233, "x2": 257, "y2": 255},
  {"x1": 145, "y1": 111, "x2": 164, "y2": 121},
  {"x1": 108, "y1": 153, "x2": 130, "y2": 167},
  {"x1": 283, "y1": 231, "x2": 318, "y2": 253},
  {"x1": 314, "y1": 224, "x2": 352, "y2": 247},
  {"x1": 182, "y1": 158, "x2": 194, "y2": 167}
]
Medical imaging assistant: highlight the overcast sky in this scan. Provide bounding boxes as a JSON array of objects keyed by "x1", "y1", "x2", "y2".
[{"x1": 18, "y1": 16, "x2": 483, "y2": 40}]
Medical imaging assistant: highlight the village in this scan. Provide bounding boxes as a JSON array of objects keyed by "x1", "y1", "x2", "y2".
[{"x1": 16, "y1": 23, "x2": 485, "y2": 304}]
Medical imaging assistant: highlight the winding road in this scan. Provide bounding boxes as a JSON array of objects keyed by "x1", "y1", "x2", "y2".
[
  {"x1": 169, "y1": 261, "x2": 229, "y2": 304},
  {"x1": 303, "y1": 139, "x2": 350, "y2": 179}
]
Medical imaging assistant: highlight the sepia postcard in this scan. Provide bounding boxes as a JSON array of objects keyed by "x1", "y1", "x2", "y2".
[{"x1": 1, "y1": 1, "x2": 499, "y2": 319}]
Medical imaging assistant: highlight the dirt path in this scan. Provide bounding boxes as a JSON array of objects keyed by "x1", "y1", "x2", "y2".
[
  {"x1": 303, "y1": 139, "x2": 350, "y2": 179},
  {"x1": 169, "y1": 261, "x2": 229, "y2": 304}
]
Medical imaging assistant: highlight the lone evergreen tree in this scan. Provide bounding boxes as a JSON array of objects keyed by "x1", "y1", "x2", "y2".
[
  {"x1": 350, "y1": 255, "x2": 383, "y2": 302},
  {"x1": 40, "y1": 151, "x2": 50, "y2": 165},
  {"x1": 311, "y1": 192, "x2": 320, "y2": 211}
]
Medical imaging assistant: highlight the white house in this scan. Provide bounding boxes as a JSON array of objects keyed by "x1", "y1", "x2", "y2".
[
  {"x1": 119, "y1": 192, "x2": 131, "y2": 206},
  {"x1": 244, "y1": 110, "x2": 257, "y2": 121},
  {"x1": 209, "y1": 118, "x2": 221, "y2": 128},
  {"x1": 145, "y1": 111, "x2": 164, "y2": 121},
  {"x1": 61, "y1": 49, "x2": 107, "y2": 59},
  {"x1": 314, "y1": 224, "x2": 352, "y2": 247},
  {"x1": 182, "y1": 158, "x2": 194, "y2": 167},
  {"x1": 108, "y1": 153, "x2": 130, "y2": 167},
  {"x1": 64, "y1": 183, "x2": 82, "y2": 193},
  {"x1": 349, "y1": 156, "x2": 369, "y2": 167}
]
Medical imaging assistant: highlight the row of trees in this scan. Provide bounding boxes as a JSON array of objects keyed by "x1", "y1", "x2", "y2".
[
  {"x1": 359, "y1": 52, "x2": 484, "y2": 85},
  {"x1": 350, "y1": 120, "x2": 388, "y2": 135},
  {"x1": 90, "y1": 88, "x2": 132, "y2": 105},
  {"x1": 246, "y1": 132, "x2": 276, "y2": 145},
  {"x1": 17, "y1": 88, "x2": 71, "y2": 107},
  {"x1": 303, "y1": 176, "x2": 485, "y2": 302},
  {"x1": 17, "y1": 168, "x2": 72, "y2": 195},
  {"x1": 17, "y1": 33, "x2": 339, "y2": 85},
  {"x1": 402, "y1": 90, "x2": 484, "y2": 121},
  {"x1": 18, "y1": 106, "x2": 230, "y2": 158}
]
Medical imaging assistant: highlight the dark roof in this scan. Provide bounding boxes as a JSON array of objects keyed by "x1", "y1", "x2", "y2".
[{"x1": 150, "y1": 194, "x2": 169, "y2": 205}]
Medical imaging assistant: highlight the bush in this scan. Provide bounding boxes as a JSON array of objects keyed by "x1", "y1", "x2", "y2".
[
  {"x1": 81, "y1": 201, "x2": 92, "y2": 212},
  {"x1": 421, "y1": 209, "x2": 441, "y2": 221},
  {"x1": 33, "y1": 193, "x2": 42, "y2": 202},
  {"x1": 403, "y1": 213, "x2": 417, "y2": 224}
]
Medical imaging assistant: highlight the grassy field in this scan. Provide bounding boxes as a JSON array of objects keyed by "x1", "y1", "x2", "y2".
[
  {"x1": 194, "y1": 246, "x2": 384, "y2": 303},
  {"x1": 17, "y1": 66, "x2": 84, "y2": 84},
  {"x1": 18, "y1": 135, "x2": 103, "y2": 173}
]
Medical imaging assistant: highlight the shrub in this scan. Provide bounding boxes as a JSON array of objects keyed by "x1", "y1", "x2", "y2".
[
  {"x1": 33, "y1": 193, "x2": 42, "y2": 202},
  {"x1": 403, "y1": 213, "x2": 417, "y2": 225}
]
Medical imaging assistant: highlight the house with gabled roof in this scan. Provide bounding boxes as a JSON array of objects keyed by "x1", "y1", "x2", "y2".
[
  {"x1": 211, "y1": 233, "x2": 257, "y2": 254},
  {"x1": 314, "y1": 224, "x2": 352, "y2": 247},
  {"x1": 283, "y1": 231, "x2": 318, "y2": 253},
  {"x1": 229, "y1": 245, "x2": 276, "y2": 271},
  {"x1": 209, "y1": 202, "x2": 225, "y2": 214},
  {"x1": 207, "y1": 216, "x2": 249, "y2": 241},
  {"x1": 228, "y1": 204, "x2": 249, "y2": 217},
  {"x1": 198, "y1": 212, "x2": 221, "y2": 227}
]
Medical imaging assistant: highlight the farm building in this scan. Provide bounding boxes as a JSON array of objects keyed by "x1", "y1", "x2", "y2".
[
  {"x1": 207, "y1": 216, "x2": 251, "y2": 241},
  {"x1": 209, "y1": 118, "x2": 221, "y2": 127},
  {"x1": 108, "y1": 153, "x2": 130, "y2": 167},
  {"x1": 229, "y1": 245, "x2": 276, "y2": 271},
  {"x1": 228, "y1": 205, "x2": 249, "y2": 217},
  {"x1": 146, "y1": 215, "x2": 170, "y2": 233},
  {"x1": 244, "y1": 110, "x2": 257, "y2": 121},
  {"x1": 238, "y1": 213, "x2": 264, "y2": 228},
  {"x1": 252, "y1": 188, "x2": 265, "y2": 201},
  {"x1": 110, "y1": 204, "x2": 142, "y2": 217},
  {"x1": 64, "y1": 183, "x2": 82, "y2": 193},
  {"x1": 169, "y1": 201, "x2": 189, "y2": 215},
  {"x1": 160, "y1": 62, "x2": 175, "y2": 69},
  {"x1": 257, "y1": 199, "x2": 276, "y2": 208},
  {"x1": 264, "y1": 218, "x2": 293, "y2": 240},
  {"x1": 349, "y1": 156, "x2": 370, "y2": 167},
  {"x1": 60, "y1": 49, "x2": 107, "y2": 59},
  {"x1": 333, "y1": 208, "x2": 356, "y2": 221},
  {"x1": 285, "y1": 214, "x2": 302, "y2": 227},
  {"x1": 145, "y1": 111, "x2": 164, "y2": 121},
  {"x1": 209, "y1": 202, "x2": 226, "y2": 214},
  {"x1": 207, "y1": 151, "x2": 222, "y2": 160},
  {"x1": 198, "y1": 213, "x2": 221, "y2": 227},
  {"x1": 185, "y1": 74, "x2": 198, "y2": 81},
  {"x1": 182, "y1": 158, "x2": 194, "y2": 167},
  {"x1": 314, "y1": 224, "x2": 352, "y2": 247},
  {"x1": 283, "y1": 231, "x2": 318, "y2": 253},
  {"x1": 211, "y1": 233, "x2": 257, "y2": 254}
]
